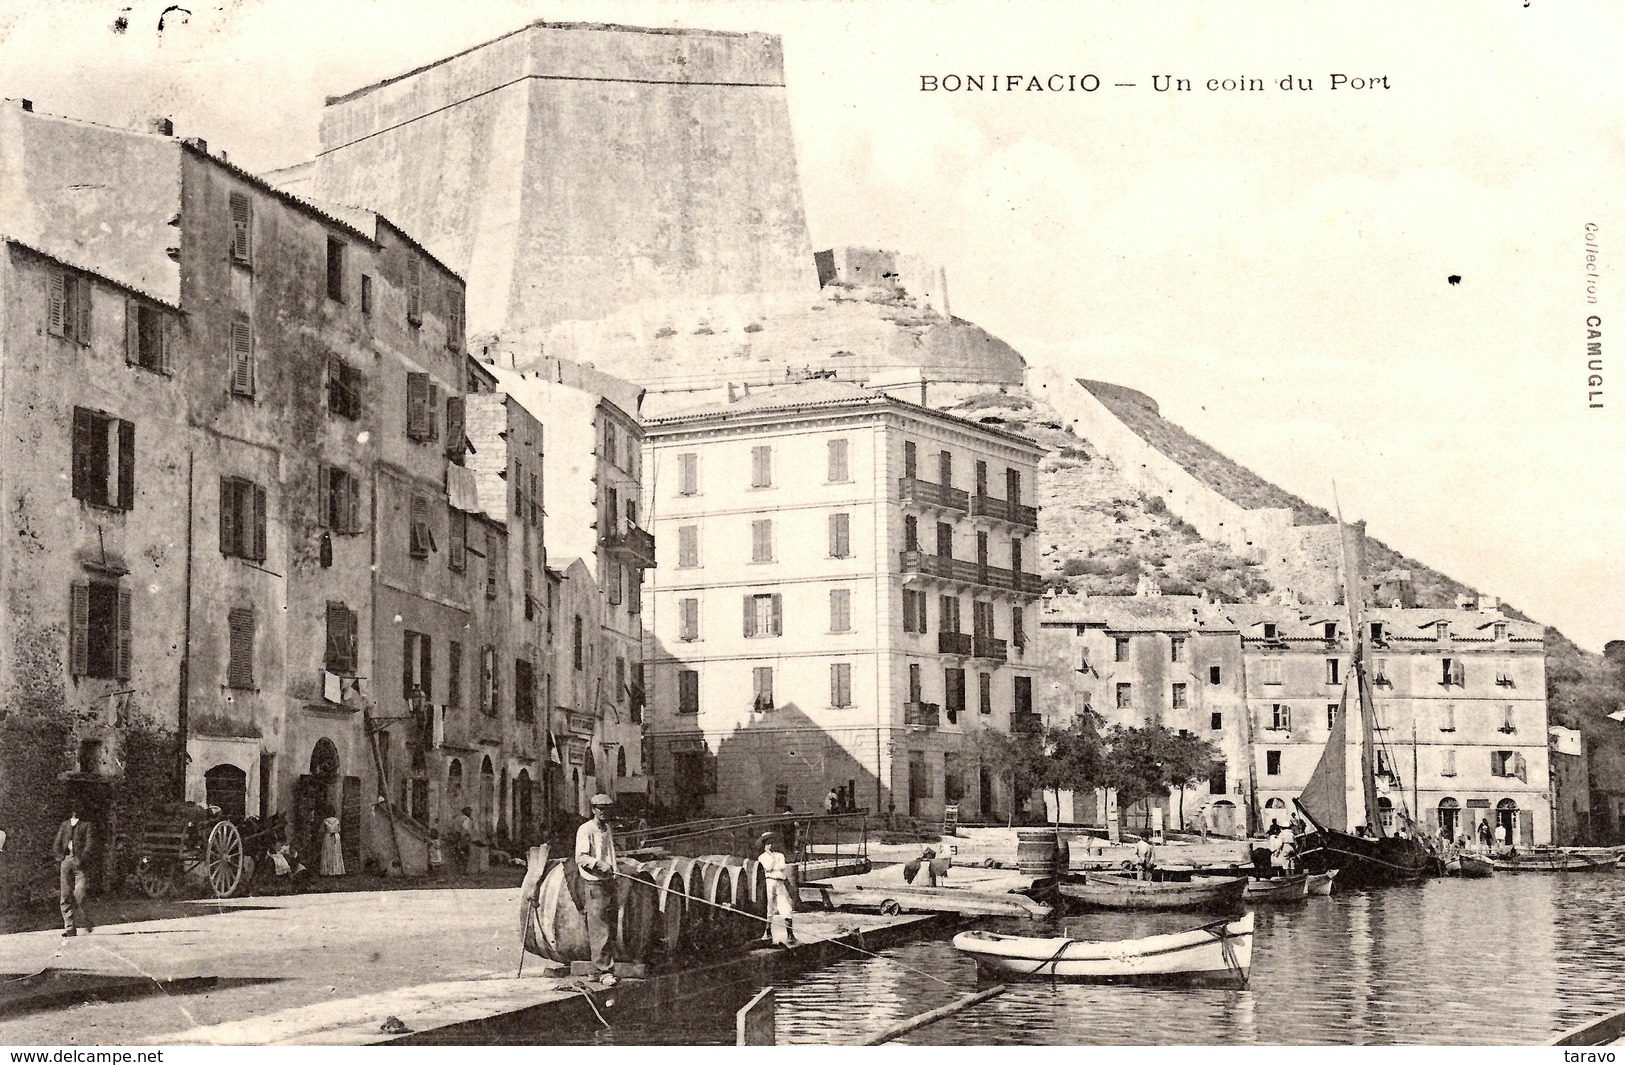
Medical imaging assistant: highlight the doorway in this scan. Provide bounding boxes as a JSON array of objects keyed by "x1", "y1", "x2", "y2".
[
  {"x1": 908, "y1": 752, "x2": 928, "y2": 817},
  {"x1": 1437, "y1": 797, "x2": 1460, "y2": 840},
  {"x1": 1497, "y1": 799, "x2": 1520, "y2": 847}
]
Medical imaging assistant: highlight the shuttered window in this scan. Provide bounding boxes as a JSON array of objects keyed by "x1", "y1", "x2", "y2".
[
  {"x1": 827, "y1": 438, "x2": 850, "y2": 482},
  {"x1": 752, "y1": 667, "x2": 774, "y2": 711},
  {"x1": 229, "y1": 313, "x2": 254, "y2": 398},
  {"x1": 829, "y1": 588, "x2": 852, "y2": 633},
  {"x1": 444, "y1": 395, "x2": 466, "y2": 463},
  {"x1": 406, "y1": 257, "x2": 422, "y2": 325},
  {"x1": 409, "y1": 495, "x2": 434, "y2": 558},
  {"x1": 446, "y1": 286, "x2": 464, "y2": 351},
  {"x1": 936, "y1": 522, "x2": 953, "y2": 559},
  {"x1": 326, "y1": 237, "x2": 345, "y2": 302},
  {"x1": 406, "y1": 372, "x2": 439, "y2": 441},
  {"x1": 750, "y1": 445, "x2": 772, "y2": 488},
  {"x1": 229, "y1": 192, "x2": 253, "y2": 265},
  {"x1": 678, "y1": 452, "x2": 699, "y2": 496},
  {"x1": 938, "y1": 595, "x2": 961, "y2": 633},
  {"x1": 325, "y1": 602, "x2": 358, "y2": 675},
  {"x1": 319, "y1": 466, "x2": 361, "y2": 534},
  {"x1": 903, "y1": 589, "x2": 928, "y2": 634},
  {"x1": 830, "y1": 663, "x2": 852, "y2": 708},
  {"x1": 1011, "y1": 606, "x2": 1026, "y2": 649},
  {"x1": 125, "y1": 300, "x2": 171, "y2": 373},
  {"x1": 903, "y1": 440, "x2": 917, "y2": 479},
  {"x1": 71, "y1": 581, "x2": 130, "y2": 680},
  {"x1": 679, "y1": 598, "x2": 700, "y2": 642},
  {"x1": 328, "y1": 359, "x2": 363, "y2": 419},
  {"x1": 226, "y1": 607, "x2": 255, "y2": 689},
  {"x1": 678, "y1": 525, "x2": 699, "y2": 567},
  {"x1": 678, "y1": 670, "x2": 700, "y2": 714},
  {"x1": 751, "y1": 519, "x2": 773, "y2": 562},
  {"x1": 978, "y1": 672, "x2": 992, "y2": 715},
  {"x1": 480, "y1": 646, "x2": 498, "y2": 716},
  {"x1": 447, "y1": 509, "x2": 467, "y2": 571},
  {"x1": 219, "y1": 477, "x2": 267, "y2": 561},
  {"x1": 515, "y1": 659, "x2": 536, "y2": 721},
  {"x1": 71, "y1": 408, "x2": 135, "y2": 510},
  {"x1": 448, "y1": 641, "x2": 462, "y2": 708},
  {"x1": 828, "y1": 513, "x2": 851, "y2": 558},
  {"x1": 743, "y1": 593, "x2": 783, "y2": 637}
]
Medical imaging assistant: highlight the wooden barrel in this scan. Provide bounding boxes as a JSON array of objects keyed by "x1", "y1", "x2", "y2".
[
  {"x1": 528, "y1": 858, "x2": 590, "y2": 963},
  {"x1": 614, "y1": 858, "x2": 659, "y2": 961},
  {"x1": 689, "y1": 857, "x2": 735, "y2": 952},
  {"x1": 1016, "y1": 828, "x2": 1061, "y2": 876},
  {"x1": 643, "y1": 858, "x2": 687, "y2": 958}
]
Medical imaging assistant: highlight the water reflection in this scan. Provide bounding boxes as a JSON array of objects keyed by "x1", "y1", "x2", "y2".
[{"x1": 537, "y1": 874, "x2": 1625, "y2": 1045}]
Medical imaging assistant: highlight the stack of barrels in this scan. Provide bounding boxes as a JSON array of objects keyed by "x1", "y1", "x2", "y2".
[{"x1": 522, "y1": 848, "x2": 773, "y2": 966}]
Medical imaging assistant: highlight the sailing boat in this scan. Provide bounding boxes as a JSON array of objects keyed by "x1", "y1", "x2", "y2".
[{"x1": 1293, "y1": 518, "x2": 1432, "y2": 889}]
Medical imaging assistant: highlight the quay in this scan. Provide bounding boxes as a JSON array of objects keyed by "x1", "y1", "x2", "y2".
[{"x1": 0, "y1": 882, "x2": 942, "y2": 1046}]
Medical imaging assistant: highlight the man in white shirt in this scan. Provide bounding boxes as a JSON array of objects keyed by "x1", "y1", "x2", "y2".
[
  {"x1": 575, "y1": 794, "x2": 619, "y2": 985},
  {"x1": 757, "y1": 833, "x2": 798, "y2": 947}
]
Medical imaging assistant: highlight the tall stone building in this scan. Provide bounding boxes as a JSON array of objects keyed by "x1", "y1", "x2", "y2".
[{"x1": 642, "y1": 380, "x2": 1045, "y2": 820}]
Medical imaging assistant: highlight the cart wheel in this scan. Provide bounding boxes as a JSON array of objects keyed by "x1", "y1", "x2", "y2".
[
  {"x1": 135, "y1": 857, "x2": 177, "y2": 899},
  {"x1": 205, "y1": 820, "x2": 247, "y2": 898},
  {"x1": 879, "y1": 899, "x2": 902, "y2": 916}
]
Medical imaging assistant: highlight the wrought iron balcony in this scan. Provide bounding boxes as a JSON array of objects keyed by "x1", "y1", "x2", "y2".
[
  {"x1": 899, "y1": 476, "x2": 969, "y2": 513},
  {"x1": 601, "y1": 524, "x2": 657, "y2": 569},
  {"x1": 969, "y1": 494, "x2": 1038, "y2": 529},
  {"x1": 938, "y1": 632, "x2": 973, "y2": 656},
  {"x1": 900, "y1": 550, "x2": 1043, "y2": 597},
  {"x1": 972, "y1": 635, "x2": 1008, "y2": 661},
  {"x1": 904, "y1": 701, "x2": 940, "y2": 728}
]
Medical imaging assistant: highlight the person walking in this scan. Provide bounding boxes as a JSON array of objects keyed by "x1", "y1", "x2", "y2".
[
  {"x1": 1478, "y1": 819, "x2": 1492, "y2": 853},
  {"x1": 54, "y1": 807, "x2": 96, "y2": 937},
  {"x1": 757, "y1": 833, "x2": 797, "y2": 947},
  {"x1": 452, "y1": 806, "x2": 475, "y2": 875},
  {"x1": 575, "y1": 793, "x2": 619, "y2": 986}
]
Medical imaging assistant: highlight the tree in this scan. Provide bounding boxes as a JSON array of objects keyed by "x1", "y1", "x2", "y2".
[
  {"x1": 972, "y1": 728, "x2": 1047, "y2": 827},
  {"x1": 1096, "y1": 724, "x2": 1221, "y2": 832}
]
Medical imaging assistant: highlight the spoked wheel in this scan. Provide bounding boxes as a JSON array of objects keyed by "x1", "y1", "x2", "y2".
[
  {"x1": 135, "y1": 856, "x2": 178, "y2": 898},
  {"x1": 205, "y1": 820, "x2": 247, "y2": 898},
  {"x1": 879, "y1": 898, "x2": 902, "y2": 916}
]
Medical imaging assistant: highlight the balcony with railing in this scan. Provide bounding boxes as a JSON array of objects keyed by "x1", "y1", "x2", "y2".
[
  {"x1": 972, "y1": 635, "x2": 1008, "y2": 662},
  {"x1": 904, "y1": 701, "x2": 941, "y2": 728},
  {"x1": 601, "y1": 523, "x2": 657, "y2": 569},
  {"x1": 899, "y1": 476, "x2": 969, "y2": 513},
  {"x1": 938, "y1": 632, "x2": 973, "y2": 656},
  {"x1": 900, "y1": 551, "x2": 1045, "y2": 597},
  {"x1": 969, "y1": 493, "x2": 1039, "y2": 529}
]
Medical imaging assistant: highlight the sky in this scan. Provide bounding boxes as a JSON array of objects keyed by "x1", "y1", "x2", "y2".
[{"x1": 2, "y1": 0, "x2": 1621, "y2": 649}]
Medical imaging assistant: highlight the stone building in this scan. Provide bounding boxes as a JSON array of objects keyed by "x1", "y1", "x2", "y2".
[
  {"x1": 1037, "y1": 594, "x2": 1250, "y2": 835},
  {"x1": 641, "y1": 380, "x2": 1045, "y2": 821}
]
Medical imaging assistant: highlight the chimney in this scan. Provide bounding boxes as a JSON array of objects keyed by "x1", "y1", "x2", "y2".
[
  {"x1": 19, "y1": 99, "x2": 33, "y2": 112},
  {"x1": 148, "y1": 117, "x2": 173, "y2": 136},
  {"x1": 1477, "y1": 595, "x2": 1500, "y2": 612},
  {"x1": 183, "y1": 136, "x2": 206, "y2": 154}
]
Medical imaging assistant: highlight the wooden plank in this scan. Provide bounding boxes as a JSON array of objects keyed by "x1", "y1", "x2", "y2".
[
  {"x1": 862, "y1": 985, "x2": 1005, "y2": 1045},
  {"x1": 736, "y1": 986, "x2": 775, "y2": 1046}
]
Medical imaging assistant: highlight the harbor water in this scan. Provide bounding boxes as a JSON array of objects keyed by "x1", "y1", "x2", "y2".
[{"x1": 534, "y1": 871, "x2": 1625, "y2": 1045}]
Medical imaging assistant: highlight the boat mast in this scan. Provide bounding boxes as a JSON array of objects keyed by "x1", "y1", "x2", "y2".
[{"x1": 1335, "y1": 496, "x2": 1384, "y2": 839}]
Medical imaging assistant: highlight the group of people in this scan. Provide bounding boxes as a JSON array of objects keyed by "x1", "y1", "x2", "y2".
[{"x1": 1251, "y1": 817, "x2": 1307, "y2": 876}]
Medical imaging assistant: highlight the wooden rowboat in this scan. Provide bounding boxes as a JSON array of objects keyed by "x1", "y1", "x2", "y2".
[
  {"x1": 1550, "y1": 1007, "x2": 1625, "y2": 1046},
  {"x1": 1490, "y1": 851, "x2": 1617, "y2": 873},
  {"x1": 1244, "y1": 873, "x2": 1309, "y2": 902},
  {"x1": 952, "y1": 912, "x2": 1253, "y2": 986},
  {"x1": 1307, "y1": 870, "x2": 1338, "y2": 895},
  {"x1": 1058, "y1": 872, "x2": 1246, "y2": 913},
  {"x1": 1444, "y1": 855, "x2": 1494, "y2": 878}
]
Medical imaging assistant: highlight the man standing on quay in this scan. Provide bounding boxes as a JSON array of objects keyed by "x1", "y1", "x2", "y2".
[
  {"x1": 575, "y1": 793, "x2": 619, "y2": 986},
  {"x1": 54, "y1": 807, "x2": 96, "y2": 937}
]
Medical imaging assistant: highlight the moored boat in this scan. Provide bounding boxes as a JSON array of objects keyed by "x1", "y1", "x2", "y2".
[
  {"x1": 1058, "y1": 872, "x2": 1247, "y2": 913},
  {"x1": 951, "y1": 911, "x2": 1254, "y2": 986},
  {"x1": 1489, "y1": 851, "x2": 1617, "y2": 873},
  {"x1": 1444, "y1": 854, "x2": 1494, "y2": 878},
  {"x1": 1244, "y1": 873, "x2": 1309, "y2": 903},
  {"x1": 1307, "y1": 870, "x2": 1338, "y2": 895}
]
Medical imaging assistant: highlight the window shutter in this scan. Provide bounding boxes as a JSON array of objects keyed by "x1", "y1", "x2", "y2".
[
  {"x1": 1452, "y1": 660, "x2": 1466, "y2": 686},
  {"x1": 831, "y1": 664, "x2": 840, "y2": 707},
  {"x1": 158, "y1": 317, "x2": 173, "y2": 375},
  {"x1": 445, "y1": 395, "x2": 466, "y2": 462},
  {"x1": 428, "y1": 383, "x2": 440, "y2": 440},
  {"x1": 116, "y1": 586, "x2": 132, "y2": 680},
  {"x1": 406, "y1": 372, "x2": 429, "y2": 439},
  {"x1": 71, "y1": 407, "x2": 94, "y2": 500},
  {"x1": 251, "y1": 485, "x2": 267, "y2": 561},
  {"x1": 230, "y1": 316, "x2": 254, "y2": 396},
  {"x1": 227, "y1": 607, "x2": 255, "y2": 688},
  {"x1": 325, "y1": 602, "x2": 344, "y2": 674},
  {"x1": 117, "y1": 420, "x2": 135, "y2": 510},
  {"x1": 69, "y1": 581, "x2": 90, "y2": 676},
  {"x1": 74, "y1": 280, "x2": 91, "y2": 345},
  {"x1": 230, "y1": 192, "x2": 252, "y2": 263},
  {"x1": 219, "y1": 478, "x2": 237, "y2": 555},
  {"x1": 743, "y1": 595, "x2": 756, "y2": 638},
  {"x1": 344, "y1": 473, "x2": 361, "y2": 534},
  {"x1": 410, "y1": 496, "x2": 430, "y2": 556},
  {"x1": 406, "y1": 257, "x2": 422, "y2": 324},
  {"x1": 448, "y1": 509, "x2": 466, "y2": 571},
  {"x1": 317, "y1": 465, "x2": 331, "y2": 528},
  {"x1": 771, "y1": 593, "x2": 783, "y2": 636},
  {"x1": 48, "y1": 271, "x2": 66, "y2": 337},
  {"x1": 828, "y1": 514, "x2": 839, "y2": 557},
  {"x1": 125, "y1": 300, "x2": 140, "y2": 365}
]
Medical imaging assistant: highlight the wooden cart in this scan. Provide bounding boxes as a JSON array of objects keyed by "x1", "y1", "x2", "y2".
[{"x1": 125, "y1": 801, "x2": 268, "y2": 898}]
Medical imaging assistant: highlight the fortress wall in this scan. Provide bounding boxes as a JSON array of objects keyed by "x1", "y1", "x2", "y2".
[
  {"x1": 313, "y1": 22, "x2": 817, "y2": 337},
  {"x1": 1028, "y1": 367, "x2": 1293, "y2": 559}
]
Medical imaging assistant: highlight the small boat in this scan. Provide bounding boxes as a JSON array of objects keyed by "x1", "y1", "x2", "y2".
[
  {"x1": 1244, "y1": 874, "x2": 1309, "y2": 903},
  {"x1": 952, "y1": 911, "x2": 1254, "y2": 987},
  {"x1": 1444, "y1": 854, "x2": 1494, "y2": 878},
  {"x1": 1058, "y1": 872, "x2": 1247, "y2": 913},
  {"x1": 1550, "y1": 1007, "x2": 1625, "y2": 1046},
  {"x1": 1307, "y1": 870, "x2": 1338, "y2": 895},
  {"x1": 802, "y1": 882, "x2": 1052, "y2": 919},
  {"x1": 1489, "y1": 851, "x2": 1617, "y2": 873}
]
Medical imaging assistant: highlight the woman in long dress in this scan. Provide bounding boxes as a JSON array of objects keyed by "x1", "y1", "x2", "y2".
[{"x1": 320, "y1": 814, "x2": 345, "y2": 876}]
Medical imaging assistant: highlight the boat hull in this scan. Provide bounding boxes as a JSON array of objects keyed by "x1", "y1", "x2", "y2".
[
  {"x1": 952, "y1": 912, "x2": 1253, "y2": 987},
  {"x1": 1297, "y1": 829, "x2": 1432, "y2": 888},
  {"x1": 1489, "y1": 853, "x2": 1617, "y2": 873},
  {"x1": 1307, "y1": 871, "x2": 1338, "y2": 895},
  {"x1": 1058, "y1": 873, "x2": 1247, "y2": 913},
  {"x1": 1244, "y1": 873, "x2": 1309, "y2": 902},
  {"x1": 1444, "y1": 856, "x2": 1494, "y2": 878}
]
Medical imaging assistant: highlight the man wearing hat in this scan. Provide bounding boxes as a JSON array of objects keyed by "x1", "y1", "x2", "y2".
[
  {"x1": 757, "y1": 832, "x2": 797, "y2": 947},
  {"x1": 576, "y1": 793, "x2": 619, "y2": 985}
]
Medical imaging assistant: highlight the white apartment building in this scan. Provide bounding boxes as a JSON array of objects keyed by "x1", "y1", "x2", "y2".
[{"x1": 642, "y1": 381, "x2": 1045, "y2": 821}]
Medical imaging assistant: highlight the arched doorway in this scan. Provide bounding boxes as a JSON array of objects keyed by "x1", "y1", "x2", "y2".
[
  {"x1": 1208, "y1": 800, "x2": 1238, "y2": 838},
  {"x1": 1263, "y1": 797, "x2": 1288, "y2": 828},
  {"x1": 296, "y1": 739, "x2": 343, "y2": 875},
  {"x1": 205, "y1": 764, "x2": 248, "y2": 820},
  {"x1": 310, "y1": 739, "x2": 340, "y2": 778},
  {"x1": 480, "y1": 756, "x2": 496, "y2": 834},
  {"x1": 498, "y1": 768, "x2": 510, "y2": 847},
  {"x1": 1437, "y1": 797, "x2": 1461, "y2": 841},
  {"x1": 616, "y1": 748, "x2": 627, "y2": 778},
  {"x1": 447, "y1": 758, "x2": 464, "y2": 815},
  {"x1": 978, "y1": 765, "x2": 995, "y2": 819},
  {"x1": 409, "y1": 747, "x2": 429, "y2": 823},
  {"x1": 516, "y1": 769, "x2": 533, "y2": 846},
  {"x1": 1377, "y1": 796, "x2": 1395, "y2": 833},
  {"x1": 1497, "y1": 799, "x2": 1519, "y2": 848}
]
